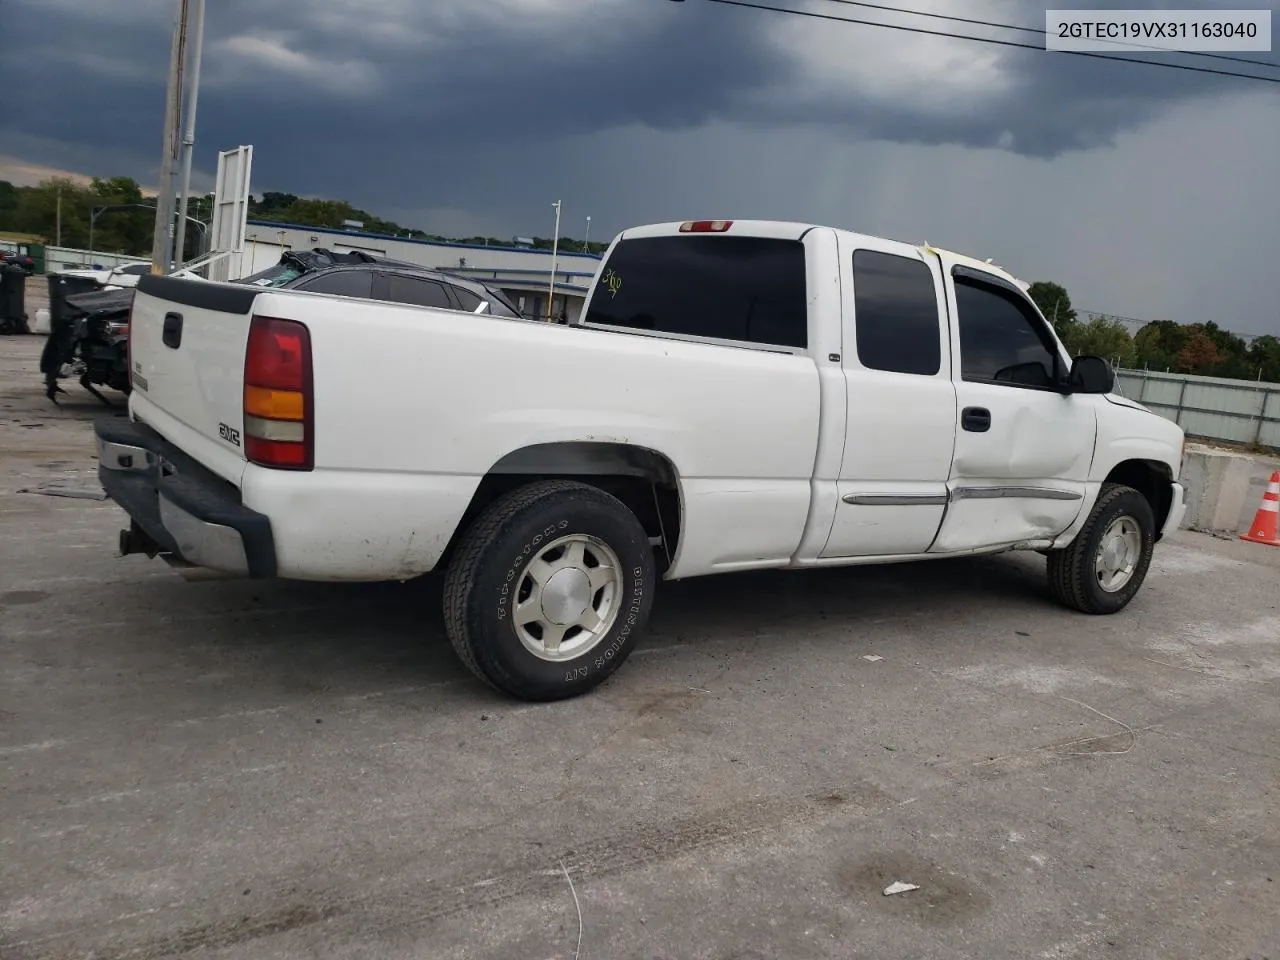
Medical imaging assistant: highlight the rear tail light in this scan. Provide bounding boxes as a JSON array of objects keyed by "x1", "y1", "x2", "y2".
[
  {"x1": 679, "y1": 220, "x2": 733, "y2": 233},
  {"x1": 243, "y1": 315, "x2": 313, "y2": 470}
]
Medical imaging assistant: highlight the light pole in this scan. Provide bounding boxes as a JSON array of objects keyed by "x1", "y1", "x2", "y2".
[
  {"x1": 151, "y1": 0, "x2": 189, "y2": 274},
  {"x1": 173, "y1": 0, "x2": 206, "y2": 267},
  {"x1": 583, "y1": 215, "x2": 591, "y2": 252},
  {"x1": 547, "y1": 200, "x2": 561, "y2": 322}
]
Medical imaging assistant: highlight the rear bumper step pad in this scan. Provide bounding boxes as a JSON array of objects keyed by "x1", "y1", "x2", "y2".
[{"x1": 94, "y1": 417, "x2": 277, "y2": 578}]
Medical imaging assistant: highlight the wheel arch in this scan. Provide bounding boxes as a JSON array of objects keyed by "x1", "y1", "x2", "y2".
[
  {"x1": 1102, "y1": 458, "x2": 1174, "y2": 541},
  {"x1": 439, "y1": 441, "x2": 685, "y2": 574}
]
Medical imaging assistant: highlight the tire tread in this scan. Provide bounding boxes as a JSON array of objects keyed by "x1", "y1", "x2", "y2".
[
  {"x1": 1046, "y1": 482, "x2": 1151, "y2": 615},
  {"x1": 442, "y1": 480, "x2": 645, "y2": 699}
]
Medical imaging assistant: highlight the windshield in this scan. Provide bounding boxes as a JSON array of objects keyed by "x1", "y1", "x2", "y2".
[{"x1": 237, "y1": 259, "x2": 306, "y2": 288}]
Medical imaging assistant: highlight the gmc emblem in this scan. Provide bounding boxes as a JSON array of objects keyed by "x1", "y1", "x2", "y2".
[{"x1": 218, "y1": 422, "x2": 241, "y2": 447}]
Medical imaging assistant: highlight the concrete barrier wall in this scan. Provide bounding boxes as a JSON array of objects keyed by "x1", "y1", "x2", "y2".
[{"x1": 1179, "y1": 443, "x2": 1280, "y2": 535}]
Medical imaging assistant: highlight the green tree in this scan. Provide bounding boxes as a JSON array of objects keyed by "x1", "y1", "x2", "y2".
[
  {"x1": 1133, "y1": 320, "x2": 1187, "y2": 371},
  {"x1": 1027, "y1": 281, "x2": 1078, "y2": 339},
  {"x1": 88, "y1": 176, "x2": 153, "y2": 257},
  {"x1": 1193, "y1": 320, "x2": 1250, "y2": 378},
  {"x1": 1064, "y1": 316, "x2": 1136, "y2": 366},
  {"x1": 1245, "y1": 335, "x2": 1280, "y2": 383},
  {"x1": 0, "y1": 180, "x2": 18, "y2": 219}
]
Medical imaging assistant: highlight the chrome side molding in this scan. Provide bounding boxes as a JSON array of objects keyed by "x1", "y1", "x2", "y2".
[
  {"x1": 843, "y1": 494, "x2": 949, "y2": 506},
  {"x1": 950, "y1": 486, "x2": 1082, "y2": 502},
  {"x1": 844, "y1": 486, "x2": 1083, "y2": 506}
]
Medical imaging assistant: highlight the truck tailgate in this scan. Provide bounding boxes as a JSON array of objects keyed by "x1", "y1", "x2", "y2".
[{"x1": 128, "y1": 275, "x2": 259, "y2": 483}]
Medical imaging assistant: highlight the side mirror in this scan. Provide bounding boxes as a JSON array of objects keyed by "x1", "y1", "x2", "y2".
[{"x1": 1068, "y1": 355, "x2": 1114, "y2": 394}]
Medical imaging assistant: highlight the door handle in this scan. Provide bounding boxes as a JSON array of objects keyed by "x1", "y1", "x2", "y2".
[
  {"x1": 961, "y1": 406, "x2": 991, "y2": 432},
  {"x1": 161, "y1": 312, "x2": 183, "y2": 349}
]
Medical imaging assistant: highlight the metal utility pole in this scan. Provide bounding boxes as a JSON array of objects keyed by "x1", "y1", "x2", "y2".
[
  {"x1": 150, "y1": 0, "x2": 189, "y2": 275},
  {"x1": 173, "y1": 0, "x2": 206, "y2": 267},
  {"x1": 547, "y1": 200, "x2": 561, "y2": 322}
]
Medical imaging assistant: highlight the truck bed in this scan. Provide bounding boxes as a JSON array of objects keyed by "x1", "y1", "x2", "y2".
[{"x1": 124, "y1": 274, "x2": 824, "y2": 581}]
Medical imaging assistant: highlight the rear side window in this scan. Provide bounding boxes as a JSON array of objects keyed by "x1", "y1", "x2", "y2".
[
  {"x1": 583, "y1": 236, "x2": 807, "y2": 348},
  {"x1": 295, "y1": 269, "x2": 372, "y2": 298},
  {"x1": 451, "y1": 287, "x2": 484, "y2": 312},
  {"x1": 451, "y1": 286, "x2": 520, "y2": 318},
  {"x1": 852, "y1": 251, "x2": 941, "y2": 376},
  {"x1": 383, "y1": 274, "x2": 454, "y2": 310}
]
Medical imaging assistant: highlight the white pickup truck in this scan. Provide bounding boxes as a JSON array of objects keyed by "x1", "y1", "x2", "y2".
[{"x1": 96, "y1": 219, "x2": 1186, "y2": 701}]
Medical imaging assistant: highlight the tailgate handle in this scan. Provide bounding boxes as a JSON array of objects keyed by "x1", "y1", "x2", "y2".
[{"x1": 162, "y1": 312, "x2": 183, "y2": 349}]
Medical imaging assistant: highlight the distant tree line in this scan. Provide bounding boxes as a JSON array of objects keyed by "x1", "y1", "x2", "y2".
[
  {"x1": 0, "y1": 176, "x2": 166, "y2": 256},
  {"x1": 0, "y1": 177, "x2": 611, "y2": 261},
  {"x1": 246, "y1": 190, "x2": 609, "y2": 254},
  {"x1": 1027, "y1": 281, "x2": 1280, "y2": 383},
  {"x1": 5, "y1": 175, "x2": 1273, "y2": 380}
]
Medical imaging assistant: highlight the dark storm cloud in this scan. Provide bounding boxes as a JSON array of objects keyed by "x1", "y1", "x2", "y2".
[{"x1": 3, "y1": 0, "x2": 1275, "y2": 188}]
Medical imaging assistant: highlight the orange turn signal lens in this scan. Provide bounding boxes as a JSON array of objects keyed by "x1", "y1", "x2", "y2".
[{"x1": 244, "y1": 385, "x2": 305, "y2": 421}]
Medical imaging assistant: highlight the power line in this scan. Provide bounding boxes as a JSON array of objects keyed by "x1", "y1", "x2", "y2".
[
  {"x1": 693, "y1": 0, "x2": 1280, "y2": 85},
  {"x1": 816, "y1": 0, "x2": 1280, "y2": 70}
]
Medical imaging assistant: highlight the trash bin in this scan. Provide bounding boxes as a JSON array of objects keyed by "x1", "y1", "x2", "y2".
[
  {"x1": 0, "y1": 264, "x2": 28, "y2": 334},
  {"x1": 47, "y1": 272, "x2": 102, "y2": 329}
]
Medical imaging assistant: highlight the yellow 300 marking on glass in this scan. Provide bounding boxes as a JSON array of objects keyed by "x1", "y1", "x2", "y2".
[{"x1": 602, "y1": 267, "x2": 622, "y2": 298}]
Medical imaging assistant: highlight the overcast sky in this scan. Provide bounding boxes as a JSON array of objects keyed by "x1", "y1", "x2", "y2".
[{"x1": 2, "y1": 0, "x2": 1278, "y2": 334}]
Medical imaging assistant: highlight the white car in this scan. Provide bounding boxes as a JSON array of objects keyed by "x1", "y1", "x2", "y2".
[
  {"x1": 58, "y1": 262, "x2": 152, "y2": 289},
  {"x1": 94, "y1": 218, "x2": 1186, "y2": 701}
]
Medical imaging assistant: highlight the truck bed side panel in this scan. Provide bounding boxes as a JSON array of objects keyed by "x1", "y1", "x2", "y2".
[{"x1": 250, "y1": 290, "x2": 822, "y2": 580}]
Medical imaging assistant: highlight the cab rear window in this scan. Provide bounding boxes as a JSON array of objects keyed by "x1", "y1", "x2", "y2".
[{"x1": 584, "y1": 236, "x2": 807, "y2": 349}]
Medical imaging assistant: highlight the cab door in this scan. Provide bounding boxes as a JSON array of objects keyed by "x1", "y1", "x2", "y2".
[
  {"x1": 819, "y1": 235, "x2": 958, "y2": 558},
  {"x1": 930, "y1": 261, "x2": 1098, "y2": 552}
]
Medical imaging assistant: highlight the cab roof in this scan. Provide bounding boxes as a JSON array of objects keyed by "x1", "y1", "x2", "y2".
[{"x1": 618, "y1": 220, "x2": 1031, "y2": 291}]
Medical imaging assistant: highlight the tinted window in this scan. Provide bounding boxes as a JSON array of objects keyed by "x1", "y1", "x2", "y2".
[
  {"x1": 384, "y1": 274, "x2": 454, "y2": 309},
  {"x1": 853, "y1": 250, "x2": 941, "y2": 376},
  {"x1": 119, "y1": 264, "x2": 150, "y2": 275},
  {"x1": 295, "y1": 269, "x2": 372, "y2": 298},
  {"x1": 955, "y1": 279, "x2": 1058, "y2": 389},
  {"x1": 583, "y1": 236, "x2": 807, "y2": 348},
  {"x1": 450, "y1": 287, "x2": 486, "y2": 312}
]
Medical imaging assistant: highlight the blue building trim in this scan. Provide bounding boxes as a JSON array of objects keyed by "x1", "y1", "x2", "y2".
[{"x1": 246, "y1": 219, "x2": 603, "y2": 260}]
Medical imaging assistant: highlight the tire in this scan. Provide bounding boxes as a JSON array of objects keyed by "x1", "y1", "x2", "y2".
[
  {"x1": 1046, "y1": 482, "x2": 1155, "y2": 615},
  {"x1": 442, "y1": 480, "x2": 656, "y2": 701}
]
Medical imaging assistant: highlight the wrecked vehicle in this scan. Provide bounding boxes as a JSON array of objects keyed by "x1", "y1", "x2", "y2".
[
  {"x1": 38, "y1": 249, "x2": 524, "y2": 405},
  {"x1": 237, "y1": 247, "x2": 526, "y2": 318},
  {"x1": 39, "y1": 279, "x2": 133, "y2": 405}
]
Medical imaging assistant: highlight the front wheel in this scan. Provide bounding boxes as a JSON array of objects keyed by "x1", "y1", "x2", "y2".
[
  {"x1": 442, "y1": 480, "x2": 656, "y2": 701},
  {"x1": 1046, "y1": 483, "x2": 1156, "y2": 614}
]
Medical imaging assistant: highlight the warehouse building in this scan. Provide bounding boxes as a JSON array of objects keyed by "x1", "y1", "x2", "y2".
[{"x1": 243, "y1": 220, "x2": 603, "y2": 322}]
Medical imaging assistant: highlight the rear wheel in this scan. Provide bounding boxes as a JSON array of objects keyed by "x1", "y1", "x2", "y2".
[
  {"x1": 1046, "y1": 483, "x2": 1155, "y2": 614},
  {"x1": 442, "y1": 480, "x2": 656, "y2": 701}
]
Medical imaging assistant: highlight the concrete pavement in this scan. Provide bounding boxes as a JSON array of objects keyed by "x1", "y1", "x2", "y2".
[{"x1": 2, "y1": 335, "x2": 1277, "y2": 960}]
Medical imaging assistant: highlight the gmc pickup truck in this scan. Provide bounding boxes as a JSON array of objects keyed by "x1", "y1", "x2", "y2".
[{"x1": 95, "y1": 219, "x2": 1186, "y2": 701}]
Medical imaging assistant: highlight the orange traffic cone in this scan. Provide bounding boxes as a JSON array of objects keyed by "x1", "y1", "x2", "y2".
[{"x1": 1241, "y1": 471, "x2": 1280, "y2": 547}]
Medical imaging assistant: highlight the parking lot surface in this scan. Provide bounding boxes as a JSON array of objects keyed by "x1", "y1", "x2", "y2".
[{"x1": 2, "y1": 335, "x2": 1278, "y2": 960}]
